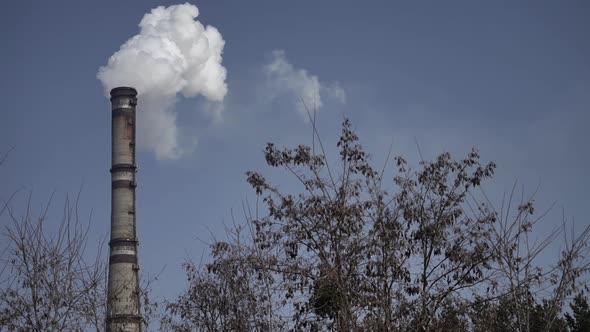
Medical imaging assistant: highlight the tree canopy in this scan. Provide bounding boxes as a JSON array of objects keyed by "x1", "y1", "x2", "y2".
[{"x1": 164, "y1": 118, "x2": 590, "y2": 331}]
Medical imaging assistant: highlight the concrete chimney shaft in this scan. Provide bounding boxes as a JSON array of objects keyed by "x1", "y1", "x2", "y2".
[{"x1": 107, "y1": 87, "x2": 141, "y2": 332}]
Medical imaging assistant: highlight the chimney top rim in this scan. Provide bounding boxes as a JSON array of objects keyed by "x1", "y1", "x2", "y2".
[{"x1": 110, "y1": 87, "x2": 138, "y2": 98}]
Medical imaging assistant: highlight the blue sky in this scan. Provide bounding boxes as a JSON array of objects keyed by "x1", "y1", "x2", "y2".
[{"x1": 1, "y1": 1, "x2": 588, "y2": 301}]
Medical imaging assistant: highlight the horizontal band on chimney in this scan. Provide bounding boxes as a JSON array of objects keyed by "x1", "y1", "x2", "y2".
[
  {"x1": 110, "y1": 164, "x2": 136, "y2": 173},
  {"x1": 112, "y1": 108, "x2": 135, "y2": 118},
  {"x1": 109, "y1": 254, "x2": 137, "y2": 265},
  {"x1": 106, "y1": 314, "x2": 141, "y2": 324},
  {"x1": 112, "y1": 180, "x2": 136, "y2": 189},
  {"x1": 109, "y1": 238, "x2": 138, "y2": 247}
]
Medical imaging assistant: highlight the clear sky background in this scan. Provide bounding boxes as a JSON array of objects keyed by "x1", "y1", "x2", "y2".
[{"x1": 1, "y1": 1, "x2": 588, "y2": 302}]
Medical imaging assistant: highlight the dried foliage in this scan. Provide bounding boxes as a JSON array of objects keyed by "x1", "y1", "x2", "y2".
[
  {"x1": 165, "y1": 117, "x2": 590, "y2": 331},
  {"x1": 162, "y1": 226, "x2": 284, "y2": 332}
]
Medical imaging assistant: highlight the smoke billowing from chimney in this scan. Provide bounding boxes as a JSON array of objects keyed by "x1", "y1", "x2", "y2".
[{"x1": 98, "y1": 3, "x2": 227, "y2": 159}]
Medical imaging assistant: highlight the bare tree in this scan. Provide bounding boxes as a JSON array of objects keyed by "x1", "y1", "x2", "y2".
[
  {"x1": 486, "y1": 184, "x2": 590, "y2": 332},
  {"x1": 0, "y1": 190, "x2": 107, "y2": 331},
  {"x1": 0, "y1": 149, "x2": 163, "y2": 332}
]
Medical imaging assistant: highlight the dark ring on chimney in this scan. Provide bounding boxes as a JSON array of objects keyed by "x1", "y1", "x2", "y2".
[
  {"x1": 109, "y1": 254, "x2": 137, "y2": 265},
  {"x1": 110, "y1": 164, "x2": 136, "y2": 173},
  {"x1": 112, "y1": 180, "x2": 136, "y2": 189},
  {"x1": 112, "y1": 108, "x2": 135, "y2": 118},
  {"x1": 109, "y1": 238, "x2": 138, "y2": 247},
  {"x1": 106, "y1": 314, "x2": 141, "y2": 324}
]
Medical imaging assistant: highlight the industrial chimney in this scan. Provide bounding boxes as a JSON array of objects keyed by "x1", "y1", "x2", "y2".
[{"x1": 107, "y1": 87, "x2": 141, "y2": 332}]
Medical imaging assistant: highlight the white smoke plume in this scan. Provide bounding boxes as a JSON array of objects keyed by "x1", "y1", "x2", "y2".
[
  {"x1": 97, "y1": 3, "x2": 227, "y2": 159},
  {"x1": 264, "y1": 50, "x2": 346, "y2": 119}
]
